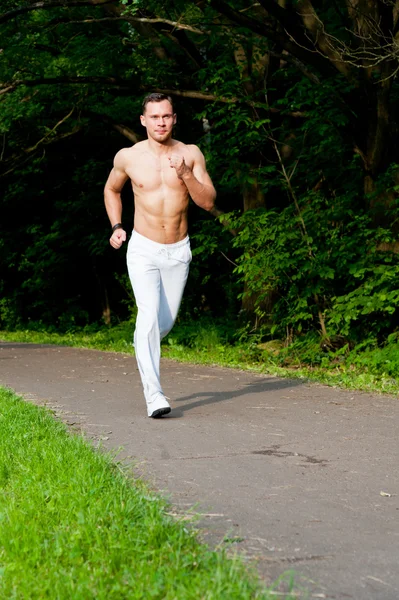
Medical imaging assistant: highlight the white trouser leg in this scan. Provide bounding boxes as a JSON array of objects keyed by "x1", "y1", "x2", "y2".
[{"x1": 127, "y1": 231, "x2": 191, "y2": 405}]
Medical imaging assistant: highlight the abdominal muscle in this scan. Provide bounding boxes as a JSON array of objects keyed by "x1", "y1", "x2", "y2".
[{"x1": 132, "y1": 186, "x2": 190, "y2": 244}]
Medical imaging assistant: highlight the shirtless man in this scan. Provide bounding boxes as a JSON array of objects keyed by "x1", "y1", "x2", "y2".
[{"x1": 104, "y1": 93, "x2": 217, "y2": 418}]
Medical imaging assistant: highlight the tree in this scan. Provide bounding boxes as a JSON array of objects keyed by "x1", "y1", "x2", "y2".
[{"x1": 1, "y1": 0, "x2": 399, "y2": 342}]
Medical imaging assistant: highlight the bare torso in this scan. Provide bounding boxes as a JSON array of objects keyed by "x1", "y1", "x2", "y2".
[
  {"x1": 105, "y1": 98, "x2": 216, "y2": 250},
  {"x1": 125, "y1": 139, "x2": 194, "y2": 244}
]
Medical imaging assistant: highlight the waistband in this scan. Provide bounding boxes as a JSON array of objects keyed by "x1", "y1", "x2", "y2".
[{"x1": 130, "y1": 230, "x2": 189, "y2": 250}]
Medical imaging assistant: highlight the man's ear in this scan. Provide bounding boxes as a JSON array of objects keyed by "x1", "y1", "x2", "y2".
[
  {"x1": 173, "y1": 114, "x2": 177, "y2": 125},
  {"x1": 140, "y1": 114, "x2": 146, "y2": 127}
]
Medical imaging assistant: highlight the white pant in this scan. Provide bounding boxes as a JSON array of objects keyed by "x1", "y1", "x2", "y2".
[{"x1": 127, "y1": 230, "x2": 191, "y2": 403}]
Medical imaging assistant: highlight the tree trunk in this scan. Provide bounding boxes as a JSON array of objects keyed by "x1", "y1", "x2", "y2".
[{"x1": 101, "y1": 286, "x2": 111, "y2": 326}]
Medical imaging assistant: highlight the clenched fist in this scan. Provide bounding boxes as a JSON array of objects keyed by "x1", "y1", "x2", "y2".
[
  {"x1": 168, "y1": 154, "x2": 191, "y2": 179},
  {"x1": 110, "y1": 228, "x2": 126, "y2": 250}
]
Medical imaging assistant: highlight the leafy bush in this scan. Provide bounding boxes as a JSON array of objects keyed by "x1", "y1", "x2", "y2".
[{"x1": 226, "y1": 190, "x2": 399, "y2": 344}]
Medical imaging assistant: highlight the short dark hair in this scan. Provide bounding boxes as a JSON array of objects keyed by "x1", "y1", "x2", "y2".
[{"x1": 142, "y1": 92, "x2": 174, "y2": 114}]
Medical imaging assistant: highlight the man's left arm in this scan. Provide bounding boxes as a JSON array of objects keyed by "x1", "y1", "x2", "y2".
[{"x1": 169, "y1": 146, "x2": 217, "y2": 212}]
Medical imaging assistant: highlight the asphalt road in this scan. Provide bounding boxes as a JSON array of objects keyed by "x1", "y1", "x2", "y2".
[{"x1": 1, "y1": 341, "x2": 398, "y2": 599}]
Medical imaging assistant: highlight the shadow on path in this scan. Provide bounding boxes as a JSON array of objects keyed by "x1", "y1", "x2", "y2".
[{"x1": 174, "y1": 377, "x2": 304, "y2": 414}]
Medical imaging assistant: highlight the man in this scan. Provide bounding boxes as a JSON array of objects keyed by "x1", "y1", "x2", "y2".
[{"x1": 104, "y1": 93, "x2": 217, "y2": 418}]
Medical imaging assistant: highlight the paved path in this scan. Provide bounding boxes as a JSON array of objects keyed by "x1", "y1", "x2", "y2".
[{"x1": 1, "y1": 342, "x2": 398, "y2": 599}]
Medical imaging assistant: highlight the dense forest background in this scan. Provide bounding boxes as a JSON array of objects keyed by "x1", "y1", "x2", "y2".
[{"x1": 2, "y1": 0, "x2": 399, "y2": 355}]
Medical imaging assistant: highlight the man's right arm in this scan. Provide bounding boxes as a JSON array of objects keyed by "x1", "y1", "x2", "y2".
[{"x1": 104, "y1": 150, "x2": 130, "y2": 249}]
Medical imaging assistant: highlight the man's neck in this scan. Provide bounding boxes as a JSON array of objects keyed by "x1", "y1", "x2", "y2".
[{"x1": 147, "y1": 138, "x2": 176, "y2": 156}]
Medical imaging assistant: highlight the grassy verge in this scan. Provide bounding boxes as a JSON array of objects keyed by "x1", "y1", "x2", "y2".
[
  {"x1": 1, "y1": 320, "x2": 398, "y2": 395},
  {"x1": 0, "y1": 386, "x2": 291, "y2": 599}
]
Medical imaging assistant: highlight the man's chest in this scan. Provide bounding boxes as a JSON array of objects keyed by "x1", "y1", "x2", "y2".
[{"x1": 126, "y1": 152, "x2": 193, "y2": 191}]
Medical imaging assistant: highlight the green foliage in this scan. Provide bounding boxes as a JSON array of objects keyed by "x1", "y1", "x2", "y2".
[
  {"x1": 2, "y1": 0, "x2": 399, "y2": 354},
  {"x1": 183, "y1": 215, "x2": 240, "y2": 320},
  {"x1": 330, "y1": 262, "x2": 399, "y2": 337},
  {"x1": 228, "y1": 188, "x2": 399, "y2": 342}
]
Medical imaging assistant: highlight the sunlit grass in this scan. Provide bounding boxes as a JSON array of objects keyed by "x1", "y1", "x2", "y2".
[
  {"x1": 0, "y1": 322, "x2": 398, "y2": 395},
  {"x1": 0, "y1": 386, "x2": 290, "y2": 599}
]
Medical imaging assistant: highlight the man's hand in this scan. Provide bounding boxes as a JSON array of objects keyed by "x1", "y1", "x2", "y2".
[
  {"x1": 110, "y1": 228, "x2": 126, "y2": 250},
  {"x1": 168, "y1": 154, "x2": 191, "y2": 179}
]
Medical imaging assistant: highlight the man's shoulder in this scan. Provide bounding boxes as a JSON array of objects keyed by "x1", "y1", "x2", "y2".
[
  {"x1": 186, "y1": 144, "x2": 205, "y2": 164},
  {"x1": 175, "y1": 140, "x2": 199, "y2": 150},
  {"x1": 176, "y1": 142, "x2": 203, "y2": 158},
  {"x1": 132, "y1": 140, "x2": 147, "y2": 151},
  {"x1": 116, "y1": 142, "x2": 144, "y2": 157},
  {"x1": 114, "y1": 143, "x2": 143, "y2": 167}
]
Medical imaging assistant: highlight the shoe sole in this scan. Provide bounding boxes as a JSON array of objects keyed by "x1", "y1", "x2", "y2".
[{"x1": 150, "y1": 406, "x2": 171, "y2": 419}]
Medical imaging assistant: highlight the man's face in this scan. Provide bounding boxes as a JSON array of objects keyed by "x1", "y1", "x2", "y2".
[{"x1": 140, "y1": 100, "x2": 176, "y2": 143}]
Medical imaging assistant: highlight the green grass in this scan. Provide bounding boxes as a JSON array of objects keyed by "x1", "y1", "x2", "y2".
[
  {"x1": 0, "y1": 386, "x2": 292, "y2": 599},
  {"x1": 1, "y1": 321, "x2": 398, "y2": 395}
]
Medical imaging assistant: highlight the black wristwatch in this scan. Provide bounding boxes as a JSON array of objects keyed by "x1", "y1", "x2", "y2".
[{"x1": 111, "y1": 223, "x2": 123, "y2": 233}]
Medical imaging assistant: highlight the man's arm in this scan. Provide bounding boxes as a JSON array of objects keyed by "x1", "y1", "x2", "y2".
[
  {"x1": 169, "y1": 145, "x2": 216, "y2": 211},
  {"x1": 104, "y1": 149, "x2": 130, "y2": 249}
]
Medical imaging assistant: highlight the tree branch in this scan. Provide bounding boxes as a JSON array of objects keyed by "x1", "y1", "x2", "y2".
[
  {"x1": 122, "y1": 16, "x2": 207, "y2": 35},
  {"x1": 295, "y1": 1, "x2": 355, "y2": 80},
  {"x1": 0, "y1": 126, "x2": 82, "y2": 177},
  {"x1": 209, "y1": 0, "x2": 335, "y2": 77},
  {"x1": 0, "y1": 77, "x2": 309, "y2": 114},
  {"x1": 111, "y1": 124, "x2": 140, "y2": 143},
  {"x1": 24, "y1": 107, "x2": 75, "y2": 153},
  {"x1": 0, "y1": 0, "x2": 114, "y2": 25},
  {"x1": 0, "y1": 110, "x2": 141, "y2": 175},
  {"x1": 0, "y1": 77, "x2": 254, "y2": 106},
  {"x1": 0, "y1": 76, "x2": 130, "y2": 96},
  {"x1": 0, "y1": 0, "x2": 208, "y2": 34},
  {"x1": 45, "y1": 15, "x2": 207, "y2": 34}
]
